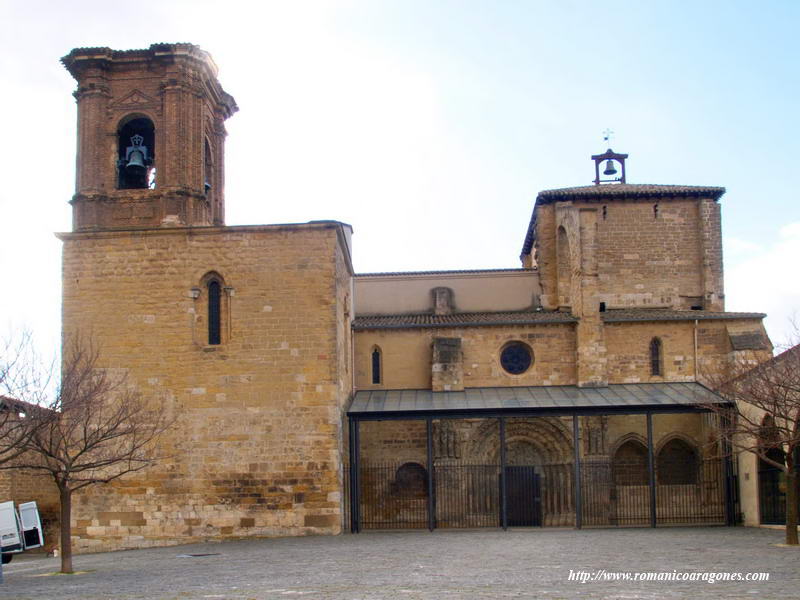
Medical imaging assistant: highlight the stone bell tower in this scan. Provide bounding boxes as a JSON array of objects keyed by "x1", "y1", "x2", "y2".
[{"x1": 62, "y1": 43, "x2": 238, "y2": 231}]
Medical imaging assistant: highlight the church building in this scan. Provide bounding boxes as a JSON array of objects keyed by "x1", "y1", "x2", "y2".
[{"x1": 46, "y1": 43, "x2": 773, "y2": 552}]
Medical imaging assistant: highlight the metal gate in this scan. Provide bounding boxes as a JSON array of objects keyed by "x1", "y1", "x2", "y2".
[
  {"x1": 756, "y1": 447, "x2": 800, "y2": 525},
  {"x1": 504, "y1": 466, "x2": 541, "y2": 526},
  {"x1": 759, "y1": 463, "x2": 785, "y2": 524},
  {"x1": 346, "y1": 459, "x2": 732, "y2": 531},
  {"x1": 579, "y1": 459, "x2": 729, "y2": 526}
]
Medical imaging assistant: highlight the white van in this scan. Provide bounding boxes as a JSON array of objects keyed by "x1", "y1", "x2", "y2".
[{"x1": 0, "y1": 501, "x2": 43, "y2": 564}]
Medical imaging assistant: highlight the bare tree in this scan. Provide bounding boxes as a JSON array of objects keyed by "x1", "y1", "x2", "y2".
[
  {"x1": 705, "y1": 344, "x2": 800, "y2": 545},
  {"x1": 0, "y1": 332, "x2": 54, "y2": 463},
  {"x1": 8, "y1": 337, "x2": 174, "y2": 573}
]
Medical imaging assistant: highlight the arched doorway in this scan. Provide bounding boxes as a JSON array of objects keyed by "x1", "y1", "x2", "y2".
[
  {"x1": 759, "y1": 447, "x2": 786, "y2": 524},
  {"x1": 503, "y1": 440, "x2": 542, "y2": 526},
  {"x1": 467, "y1": 418, "x2": 573, "y2": 527},
  {"x1": 758, "y1": 415, "x2": 788, "y2": 524}
]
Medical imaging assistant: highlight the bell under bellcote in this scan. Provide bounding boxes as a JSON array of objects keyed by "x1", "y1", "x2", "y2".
[{"x1": 62, "y1": 43, "x2": 238, "y2": 231}]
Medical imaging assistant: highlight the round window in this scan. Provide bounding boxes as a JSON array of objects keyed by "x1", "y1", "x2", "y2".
[{"x1": 500, "y1": 342, "x2": 533, "y2": 375}]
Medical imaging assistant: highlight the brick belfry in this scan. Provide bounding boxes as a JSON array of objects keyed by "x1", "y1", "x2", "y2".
[{"x1": 62, "y1": 44, "x2": 238, "y2": 229}]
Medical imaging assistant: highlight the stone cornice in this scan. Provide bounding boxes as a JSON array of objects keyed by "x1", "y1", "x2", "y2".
[{"x1": 56, "y1": 220, "x2": 352, "y2": 241}]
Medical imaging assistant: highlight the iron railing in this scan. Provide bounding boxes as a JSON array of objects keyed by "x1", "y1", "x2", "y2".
[{"x1": 345, "y1": 459, "x2": 734, "y2": 531}]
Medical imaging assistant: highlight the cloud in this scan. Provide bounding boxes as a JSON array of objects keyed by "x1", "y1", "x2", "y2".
[{"x1": 725, "y1": 223, "x2": 800, "y2": 348}]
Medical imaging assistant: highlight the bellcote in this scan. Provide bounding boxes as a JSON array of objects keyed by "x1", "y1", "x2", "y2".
[{"x1": 62, "y1": 43, "x2": 238, "y2": 231}]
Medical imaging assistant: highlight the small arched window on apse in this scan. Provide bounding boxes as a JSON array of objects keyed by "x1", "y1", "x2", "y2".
[
  {"x1": 117, "y1": 115, "x2": 155, "y2": 190},
  {"x1": 371, "y1": 346, "x2": 382, "y2": 385},
  {"x1": 650, "y1": 337, "x2": 663, "y2": 376}
]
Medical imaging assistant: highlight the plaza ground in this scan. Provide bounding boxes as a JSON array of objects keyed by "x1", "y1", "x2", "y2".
[{"x1": 0, "y1": 527, "x2": 797, "y2": 599}]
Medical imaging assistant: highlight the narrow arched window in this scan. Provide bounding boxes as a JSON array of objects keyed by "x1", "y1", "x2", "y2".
[
  {"x1": 208, "y1": 280, "x2": 221, "y2": 345},
  {"x1": 650, "y1": 337, "x2": 662, "y2": 376},
  {"x1": 657, "y1": 439, "x2": 698, "y2": 484},
  {"x1": 118, "y1": 116, "x2": 155, "y2": 189},
  {"x1": 371, "y1": 347, "x2": 381, "y2": 384}
]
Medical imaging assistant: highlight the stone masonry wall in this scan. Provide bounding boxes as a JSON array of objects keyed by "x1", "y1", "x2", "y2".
[
  {"x1": 535, "y1": 198, "x2": 720, "y2": 312},
  {"x1": 360, "y1": 420, "x2": 428, "y2": 465},
  {"x1": 605, "y1": 318, "x2": 766, "y2": 384},
  {"x1": 431, "y1": 337, "x2": 464, "y2": 392},
  {"x1": 605, "y1": 321, "x2": 697, "y2": 383},
  {"x1": 359, "y1": 414, "x2": 709, "y2": 470},
  {"x1": 354, "y1": 323, "x2": 577, "y2": 390},
  {"x1": 356, "y1": 318, "x2": 766, "y2": 391},
  {"x1": 699, "y1": 198, "x2": 724, "y2": 311},
  {"x1": 333, "y1": 235, "x2": 354, "y2": 523},
  {"x1": 596, "y1": 199, "x2": 707, "y2": 309},
  {"x1": 60, "y1": 223, "x2": 350, "y2": 552}
]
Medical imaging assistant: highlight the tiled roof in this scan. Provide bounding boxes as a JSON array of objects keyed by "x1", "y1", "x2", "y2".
[
  {"x1": 749, "y1": 343, "x2": 799, "y2": 370},
  {"x1": 353, "y1": 309, "x2": 765, "y2": 330},
  {"x1": 536, "y1": 184, "x2": 726, "y2": 203},
  {"x1": 602, "y1": 309, "x2": 766, "y2": 323},
  {"x1": 0, "y1": 395, "x2": 51, "y2": 414},
  {"x1": 726, "y1": 343, "x2": 795, "y2": 383},
  {"x1": 356, "y1": 268, "x2": 535, "y2": 278},
  {"x1": 773, "y1": 344, "x2": 800, "y2": 362},
  {"x1": 521, "y1": 184, "x2": 726, "y2": 256},
  {"x1": 352, "y1": 311, "x2": 577, "y2": 330}
]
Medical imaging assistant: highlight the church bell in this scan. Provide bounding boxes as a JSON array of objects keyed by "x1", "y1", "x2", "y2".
[
  {"x1": 603, "y1": 159, "x2": 618, "y2": 176},
  {"x1": 124, "y1": 134, "x2": 149, "y2": 174},
  {"x1": 126, "y1": 149, "x2": 146, "y2": 173}
]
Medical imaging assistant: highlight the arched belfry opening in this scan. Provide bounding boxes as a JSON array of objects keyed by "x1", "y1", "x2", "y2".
[{"x1": 117, "y1": 116, "x2": 155, "y2": 190}]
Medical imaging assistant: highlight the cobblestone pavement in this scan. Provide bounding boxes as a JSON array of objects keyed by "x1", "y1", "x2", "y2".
[{"x1": 0, "y1": 527, "x2": 798, "y2": 600}]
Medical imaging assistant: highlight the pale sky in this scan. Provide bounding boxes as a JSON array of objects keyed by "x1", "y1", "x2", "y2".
[{"x1": 1, "y1": 0, "x2": 798, "y2": 356}]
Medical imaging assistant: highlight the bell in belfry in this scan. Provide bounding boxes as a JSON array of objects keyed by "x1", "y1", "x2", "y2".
[
  {"x1": 125, "y1": 134, "x2": 148, "y2": 174},
  {"x1": 603, "y1": 159, "x2": 618, "y2": 176},
  {"x1": 126, "y1": 149, "x2": 146, "y2": 173}
]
